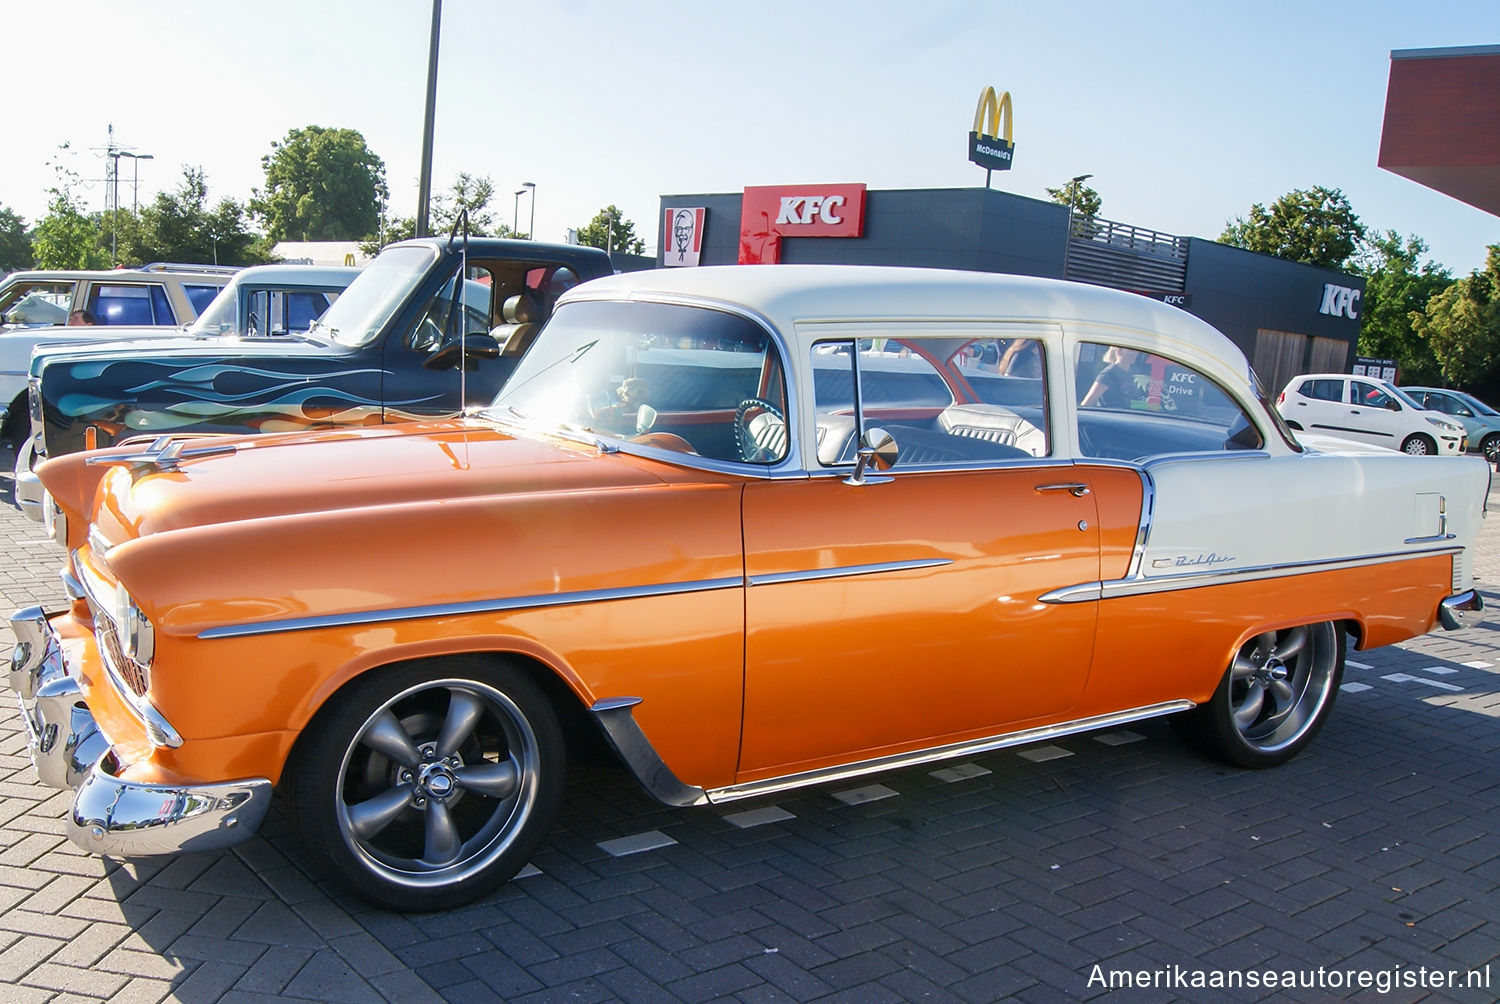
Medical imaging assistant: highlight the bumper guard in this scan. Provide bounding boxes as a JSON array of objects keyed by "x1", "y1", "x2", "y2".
[
  {"x1": 1439, "y1": 589, "x2": 1485, "y2": 631},
  {"x1": 9, "y1": 606, "x2": 272, "y2": 856}
]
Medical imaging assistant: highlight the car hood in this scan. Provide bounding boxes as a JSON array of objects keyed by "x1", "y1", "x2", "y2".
[
  {"x1": 76, "y1": 420, "x2": 673, "y2": 542},
  {"x1": 29, "y1": 330, "x2": 329, "y2": 375}
]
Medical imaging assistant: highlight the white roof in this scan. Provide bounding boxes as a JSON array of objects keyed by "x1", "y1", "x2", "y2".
[{"x1": 566, "y1": 264, "x2": 1251, "y2": 388}]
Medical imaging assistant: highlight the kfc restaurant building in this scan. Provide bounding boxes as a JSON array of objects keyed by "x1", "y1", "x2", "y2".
[{"x1": 657, "y1": 183, "x2": 1365, "y2": 395}]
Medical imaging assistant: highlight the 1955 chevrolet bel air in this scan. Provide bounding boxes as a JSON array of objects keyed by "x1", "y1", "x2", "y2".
[{"x1": 10, "y1": 265, "x2": 1488, "y2": 910}]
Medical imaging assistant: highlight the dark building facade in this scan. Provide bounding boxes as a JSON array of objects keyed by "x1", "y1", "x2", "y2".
[{"x1": 657, "y1": 185, "x2": 1364, "y2": 395}]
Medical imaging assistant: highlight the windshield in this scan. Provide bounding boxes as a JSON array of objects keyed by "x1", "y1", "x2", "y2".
[
  {"x1": 1388, "y1": 384, "x2": 1427, "y2": 411},
  {"x1": 1457, "y1": 391, "x2": 1500, "y2": 416},
  {"x1": 491, "y1": 299, "x2": 788, "y2": 465},
  {"x1": 318, "y1": 245, "x2": 440, "y2": 347},
  {"x1": 188, "y1": 281, "x2": 238, "y2": 334}
]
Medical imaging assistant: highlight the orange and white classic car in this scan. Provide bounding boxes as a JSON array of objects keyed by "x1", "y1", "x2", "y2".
[{"x1": 11, "y1": 265, "x2": 1488, "y2": 910}]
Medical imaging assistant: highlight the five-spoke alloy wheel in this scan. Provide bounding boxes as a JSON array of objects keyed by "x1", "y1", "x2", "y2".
[
  {"x1": 292, "y1": 659, "x2": 563, "y2": 911},
  {"x1": 1179, "y1": 621, "x2": 1344, "y2": 768}
]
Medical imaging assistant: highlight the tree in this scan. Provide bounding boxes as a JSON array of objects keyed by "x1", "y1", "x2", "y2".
[
  {"x1": 114, "y1": 167, "x2": 272, "y2": 267},
  {"x1": 575, "y1": 206, "x2": 644, "y2": 255},
  {"x1": 1219, "y1": 186, "x2": 1365, "y2": 269},
  {"x1": 1412, "y1": 245, "x2": 1500, "y2": 390},
  {"x1": 360, "y1": 174, "x2": 513, "y2": 255},
  {"x1": 0, "y1": 205, "x2": 32, "y2": 272},
  {"x1": 31, "y1": 148, "x2": 108, "y2": 270},
  {"x1": 252, "y1": 126, "x2": 387, "y2": 242},
  {"x1": 1045, "y1": 178, "x2": 1101, "y2": 219},
  {"x1": 1352, "y1": 231, "x2": 1451, "y2": 385}
]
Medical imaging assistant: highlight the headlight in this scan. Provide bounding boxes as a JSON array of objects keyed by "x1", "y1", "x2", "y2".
[
  {"x1": 114, "y1": 582, "x2": 156, "y2": 668},
  {"x1": 1425, "y1": 417, "x2": 1461, "y2": 434}
]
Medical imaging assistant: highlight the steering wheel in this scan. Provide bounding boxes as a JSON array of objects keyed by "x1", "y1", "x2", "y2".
[{"x1": 734, "y1": 397, "x2": 787, "y2": 463}]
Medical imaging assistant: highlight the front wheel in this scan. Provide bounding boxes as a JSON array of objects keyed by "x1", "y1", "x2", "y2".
[
  {"x1": 1177, "y1": 622, "x2": 1344, "y2": 768},
  {"x1": 290, "y1": 658, "x2": 564, "y2": 911},
  {"x1": 1401, "y1": 434, "x2": 1435, "y2": 456},
  {"x1": 1481, "y1": 434, "x2": 1500, "y2": 465}
]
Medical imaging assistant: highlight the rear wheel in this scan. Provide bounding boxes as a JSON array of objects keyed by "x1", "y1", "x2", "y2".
[
  {"x1": 291, "y1": 658, "x2": 564, "y2": 911},
  {"x1": 1481, "y1": 434, "x2": 1500, "y2": 464},
  {"x1": 1401, "y1": 434, "x2": 1435, "y2": 456},
  {"x1": 1177, "y1": 622, "x2": 1344, "y2": 768}
]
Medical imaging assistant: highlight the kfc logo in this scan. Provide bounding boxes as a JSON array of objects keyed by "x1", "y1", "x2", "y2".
[
  {"x1": 1319, "y1": 284, "x2": 1361, "y2": 319},
  {"x1": 775, "y1": 195, "x2": 847, "y2": 226},
  {"x1": 739, "y1": 184, "x2": 866, "y2": 264}
]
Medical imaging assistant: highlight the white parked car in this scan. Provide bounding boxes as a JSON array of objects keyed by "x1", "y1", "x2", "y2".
[{"x1": 1276, "y1": 373, "x2": 1465, "y2": 455}]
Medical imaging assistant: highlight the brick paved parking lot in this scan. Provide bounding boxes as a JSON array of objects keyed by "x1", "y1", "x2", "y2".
[{"x1": 2, "y1": 447, "x2": 1499, "y2": 1002}]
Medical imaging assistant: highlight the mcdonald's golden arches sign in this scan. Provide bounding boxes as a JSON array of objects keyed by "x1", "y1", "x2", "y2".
[{"x1": 968, "y1": 86, "x2": 1014, "y2": 171}]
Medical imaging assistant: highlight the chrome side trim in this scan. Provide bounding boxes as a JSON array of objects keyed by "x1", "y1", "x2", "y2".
[
  {"x1": 197, "y1": 575, "x2": 745, "y2": 640},
  {"x1": 704, "y1": 701, "x2": 1194, "y2": 804},
  {"x1": 1040, "y1": 545, "x2": 1465, "y2": 605},
  {"x1": 1126, "y1": 467, "x2": 1155, "y2": 579},
  {"x1": 1439, "y1": 589, "x2": 1484, "y2": 630},
  {"x1": 589, "y1": 698, "x2": 709, "y2": 807},
  {"x1": 68, "y1": 752, "x2": 272, "y2": 856},
  {"x1": 748, "y1": 558, "x2": 952, "y2": 587}
]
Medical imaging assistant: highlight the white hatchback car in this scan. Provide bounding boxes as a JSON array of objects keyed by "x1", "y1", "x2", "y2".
[{"x1": 1277, "y1": 373, "x2": 1465, "y2": 455}]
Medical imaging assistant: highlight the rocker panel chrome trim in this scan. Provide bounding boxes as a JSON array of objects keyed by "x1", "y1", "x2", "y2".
[{"x1": 703, "y1": 701, "x2": 1195, "y2": 804}]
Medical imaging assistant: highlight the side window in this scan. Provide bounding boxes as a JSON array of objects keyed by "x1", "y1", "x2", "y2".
[
  {"x1": 1351, "y1": 380, "x2": 1393, "y2": 409},
  {"x1": 404, "y1": 266, "x2": 493, "y2": 353},
  {"x1": 1301, "y1": 379, "x2": 1343, "y2": 402},
  {"x1": 1, "y1": 281, "x2": 73, "y2": 325},
  {"x1": 89, "y1": 283, "x2": 177, "y2": 325},
  {"x1": 287, "y1": 291, "x2": 334, "y2": 333},
  {"x1": 812, "y1": 336, "x2": 1047, "y2": 468},
  {"x1": 1075, "y1": 341, "x2": 1263, "y2": 460},
  {"x1": 182, "y1": 284, "x2": 223, "y2": 316}
]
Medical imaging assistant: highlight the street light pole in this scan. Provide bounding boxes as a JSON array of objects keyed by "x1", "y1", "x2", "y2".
[
  {"x1": 415, "y1": 0, "x2": 442, "y2": 237},
  {"x1": 1061, "y1": 173, "x2": 1092, "y2": 282},
  {"x1": 122, "y1": 152, "x2": 153, "y2": 212},
  {"x1": 523, "y1": 181, "x2": 535, "y2": 240},
  {"x1": 513, "y1": 189, "x2": 525, "y2": 237}
]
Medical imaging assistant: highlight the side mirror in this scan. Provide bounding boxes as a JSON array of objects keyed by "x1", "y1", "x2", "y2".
[
  {"x1": 843, "y1": 427, "x2": 899, "y2": 486},
  {"x1": 635, "y1": 404, "x2": 658, "y2": 434},
  {"x1": 1385, "y1": 399, "x2": 1401, "y2": 412}
]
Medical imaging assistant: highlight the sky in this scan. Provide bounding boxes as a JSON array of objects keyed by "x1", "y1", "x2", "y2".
[{"x1": 4, "y1": 0, "x2": 1498, "y2": 274}]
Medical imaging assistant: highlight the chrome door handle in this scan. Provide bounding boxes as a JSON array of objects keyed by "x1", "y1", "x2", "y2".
[{"x1": 1036, "y1": 482, "x2": 1090, "y2": 497}]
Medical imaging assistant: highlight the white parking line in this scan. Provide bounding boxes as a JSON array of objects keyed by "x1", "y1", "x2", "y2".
[
  {"x1": 1346, "y1": 659, "x2": 1373, "y2": 670},
  {"x1": 597, "y1": 830, "x2": 677, "y2": 857},
  {"x1": 1419, "y1": 665, "x2": 1459, "y2": 675},
  {"x1": 930, "y1": 762, "x2": 992, "y2": 783},
  {"x1": 1463, "y1": 660, "x2": 1494, "y2": 669},
  {"x1": 1094, "y1": 730, "x2": 1145, "y2": 746},
  {"x1": 724, "y1": 806, "x2": 795, "y2": 828},
  {"x1": 1018, "y1": 744, "x2": 1073, "y2": 762},
  {"x1": 1381, "y1": 672, "x2": 1463, "y2": 693},
  {"x1": 1341, "y1": 682, "x2": 1373, "y2": 693},
  {"x1": 832, "y1": 784, "x2": 899, "y2": 805}
]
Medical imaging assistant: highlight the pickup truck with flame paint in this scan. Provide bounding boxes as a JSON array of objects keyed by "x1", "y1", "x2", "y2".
[
  {"x1": 11, "y1": 264, "x2": 1487, "y2": 910},
  {"x1": 14, "y1": 237, "x2": 612, "y2": 521}
]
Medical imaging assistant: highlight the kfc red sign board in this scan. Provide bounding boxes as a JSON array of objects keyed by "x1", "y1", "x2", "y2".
[{"x1": 739, "y1": 183, "x2": 867, "y2": 264}]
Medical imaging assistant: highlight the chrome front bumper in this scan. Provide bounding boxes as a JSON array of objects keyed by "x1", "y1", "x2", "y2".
[
  {"x1": 1439, "y1": 589, "x2": 1485, "y2": 631},
  {"x1": 9, "y1": 606, "x2": 272, "y2": 856}
]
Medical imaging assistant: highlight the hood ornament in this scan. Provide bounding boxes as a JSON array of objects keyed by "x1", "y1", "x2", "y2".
[{"x1": 84, "y1": 435, "x2": 239, "y2": 475}]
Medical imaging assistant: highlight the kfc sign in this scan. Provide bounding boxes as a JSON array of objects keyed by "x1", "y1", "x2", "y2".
[
  {"x1": 1319, "y1": 283, "x2": 1361, "y2": 319},
  {"x1": 739, "y1": 183, "x2": 866, "y2": 264}
]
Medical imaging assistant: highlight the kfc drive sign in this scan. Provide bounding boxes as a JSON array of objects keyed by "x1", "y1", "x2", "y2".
[{"x1": 739, "y1": 183, "x2": 867, "y2": 264}]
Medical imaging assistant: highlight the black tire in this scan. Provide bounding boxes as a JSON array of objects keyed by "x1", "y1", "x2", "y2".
[
  {"x1": 1401, "y1": 434, "x2": 1435, "y2": 456},
  {"x1": 290, "y1": 657, "x2": 564, "y2": 911},
  {"x1": 1176, "y1": 622, "x2": 1344, "y2": 769},
  {"x1": 1482, "y1": 434, "x2": 1500, "y2": 465},
  {"x1": 3, "y1": 393, "x2": 26, "y2": 455}
]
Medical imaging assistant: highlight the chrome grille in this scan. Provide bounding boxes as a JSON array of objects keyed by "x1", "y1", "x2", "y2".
[{"x1": 75, "y1": 552, "x2": 151, "y2": 697}]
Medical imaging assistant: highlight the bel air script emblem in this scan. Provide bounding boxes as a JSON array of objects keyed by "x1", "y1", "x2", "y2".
[{"x1": 1152, "y1": 552, "x2": 1237, "y2": 570}]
